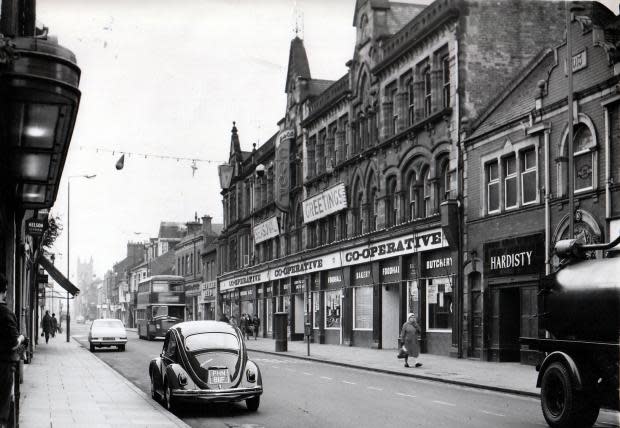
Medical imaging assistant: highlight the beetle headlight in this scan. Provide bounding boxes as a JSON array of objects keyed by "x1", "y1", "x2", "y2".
[
  {"x1": 246, "y1": 368, "x2": 256, "y2": 383},
  {"x1": 178, "y1": 372, "x2": 187, "y2": 386}
]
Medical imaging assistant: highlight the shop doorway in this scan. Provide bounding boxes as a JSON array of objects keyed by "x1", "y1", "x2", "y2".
[
  {"x1": 489, "y1": 286, "x2": 520, "y2": 362},
  {"x1": 381, "y1": 285, "x2": 400, "y2": 349},
  {"x1": 294, "y1": 294, "x2": 304, "y2": 335},
  {"x1": 469, "y1": 272, "x2": 483, "y2": 359}
]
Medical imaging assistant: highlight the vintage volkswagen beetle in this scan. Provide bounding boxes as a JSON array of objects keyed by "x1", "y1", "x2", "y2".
[{"x1": 149, "y1": 320, "x2": 262, "y2": 412}]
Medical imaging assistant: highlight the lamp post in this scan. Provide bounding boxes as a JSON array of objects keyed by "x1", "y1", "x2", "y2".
[{"x1": 67, "y1": 174, "x2": 96, "y2": 342}]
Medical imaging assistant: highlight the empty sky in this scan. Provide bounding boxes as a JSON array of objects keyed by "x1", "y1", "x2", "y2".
[{"x1": 36, "y1": 0, "x2": 617, "y2": 279}]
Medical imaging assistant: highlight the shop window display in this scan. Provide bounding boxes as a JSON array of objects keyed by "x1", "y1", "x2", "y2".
[
  {"x1": 426, "y1": 277, "x2": 453, "y2": 331},
  {"x1": 324, "y1": 290, "x2": 341, "y2": 329}
]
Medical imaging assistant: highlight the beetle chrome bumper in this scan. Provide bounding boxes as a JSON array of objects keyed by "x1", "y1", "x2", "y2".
[{"x1": 172, "y1": 386, "x2": 263, "y2": 402}]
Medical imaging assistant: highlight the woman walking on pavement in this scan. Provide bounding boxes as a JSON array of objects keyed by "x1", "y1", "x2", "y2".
[{"x1": 400, "y1": 313, "x2": 422, "y2": 368}]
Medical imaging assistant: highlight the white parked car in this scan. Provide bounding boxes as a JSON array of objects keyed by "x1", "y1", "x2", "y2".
[{"x1": 88, "y1": 318, "x2": 127, "y2": 352}]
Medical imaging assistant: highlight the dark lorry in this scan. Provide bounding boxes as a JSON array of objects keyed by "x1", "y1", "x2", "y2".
[{"x1": 520, "y1": 236, "x2": 620, "y2": 428}]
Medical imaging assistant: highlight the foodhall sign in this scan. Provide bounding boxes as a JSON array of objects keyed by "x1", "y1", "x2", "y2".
[
  {"x1": 254, "y1": 217, "x2": 279, "y2": 244},
  {"x1": 484, "y1": 233, "x2": 544, "y2": 278},
  {"x1": 303, "y1": 183, "x2": 347, "y2": 223}
]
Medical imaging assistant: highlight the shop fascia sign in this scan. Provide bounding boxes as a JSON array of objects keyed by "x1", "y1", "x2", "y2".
[
  {"x1": 253, "y1": 217, "x2": 279, "y2": 244},
  {"x1": 302, "y1": 183, "x2": 347, "y2": 223},
  {"x1": 220, "y1": 228, "x2": 447, "y2": 290},
  {"x1": 220, "y1": 270, "x2": 269, "y2": 292},
  {"x1": 341, "y1": 228, "x2": 447, "y2": 265}
]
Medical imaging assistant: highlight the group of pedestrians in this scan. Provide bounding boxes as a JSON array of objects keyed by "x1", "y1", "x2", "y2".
[
  {"x1": 219, "y1": 313, "x2": 260, "y2": 340},
  {"x1": 40, "y1": 310, "x2": 61, "y2": 344}
]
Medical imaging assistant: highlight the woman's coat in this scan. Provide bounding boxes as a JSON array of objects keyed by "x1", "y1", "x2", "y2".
[{"x1": 400, "y1": 320, "x2": 420, "y2": 357}]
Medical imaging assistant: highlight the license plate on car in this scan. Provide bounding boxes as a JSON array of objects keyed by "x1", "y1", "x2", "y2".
[{"x1": 208, "y1": 368, "x2": 230, "y2": 384}]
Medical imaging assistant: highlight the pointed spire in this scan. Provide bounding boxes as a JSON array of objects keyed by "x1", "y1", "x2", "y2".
[
  {"x1": 229, "y1": 121, "x2": 241, "y2": 160},
  {"x1": 285, "y1": 37, "x2": 311, "y2": 93}
]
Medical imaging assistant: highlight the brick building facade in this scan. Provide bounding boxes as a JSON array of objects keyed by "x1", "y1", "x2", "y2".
[{"x1": 463, "y1": 3, "x2": 620, "y2": 363}]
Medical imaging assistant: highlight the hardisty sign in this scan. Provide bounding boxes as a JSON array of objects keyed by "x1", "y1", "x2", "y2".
[
  {"x1": 303, "y1": 183, "x2": 347, "y2": 223},
  {"x1": 254, "y1": 217, "x2": 279, "y2": 244},
  {"x1": 274, "y1": 129, "x2": 294, "y2": 212}
]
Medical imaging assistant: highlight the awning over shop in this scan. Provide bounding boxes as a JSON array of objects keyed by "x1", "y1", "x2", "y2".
[{"x1": 39, "y1": 256, "x2": 79, "y2": 296}]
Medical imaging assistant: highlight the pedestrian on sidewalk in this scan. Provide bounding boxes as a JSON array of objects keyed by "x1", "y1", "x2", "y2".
[
  {"x1": 219, "y1": 313, "x2": 229, "y2": 323},
  {"x1": 240, "y1": 314, "x2": 249, "y2": 340},
  {"x1": 400, "y1": 313, "x2": 422, "y2": 368},
  {"x1": 51, "y1": 313, "x2": 58, "y2": 338},
  {"x1": 41, "y1": 310, "x2": 52, "y2": 344},
  {"x1": 252, "y1": 314, "x2": 260, "y2": 340},
  {"x1": 0, "y1": 273, "x2": 26, "y2": 428}
]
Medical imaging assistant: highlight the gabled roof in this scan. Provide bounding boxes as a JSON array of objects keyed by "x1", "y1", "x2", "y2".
[
  {"x1": 353, "y1": 0, "x2": 390, "y2": 25},
  {"x1": 158, "y1": 222, "x2": 186, "y2": 240},
  {"x1": 468, "y1": 49, "x2": 554, "y2": 141},
  {"x1": 285, "y1": 37, "x2": 311, "y2": 93}
]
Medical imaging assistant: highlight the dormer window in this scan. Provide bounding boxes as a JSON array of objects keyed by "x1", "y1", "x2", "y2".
[{"x1": 360, "y1": 14, "x2": 369, "y2": 42}]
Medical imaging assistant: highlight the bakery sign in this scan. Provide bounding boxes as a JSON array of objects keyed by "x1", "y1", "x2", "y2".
[
  {"x1": 303, "y1": 183, "x2": 347, "y2": 223},
  {"x1": 484, "y1": 233, "x2": 544, "y2": 278},
  {"x1": 254, "y1": 217, "x2": 279, "y2": 244}
]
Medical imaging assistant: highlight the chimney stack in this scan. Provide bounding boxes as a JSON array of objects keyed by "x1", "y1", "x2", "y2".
[{"x1": 202, "y1": 215, "x2": 213, "y2": 235}]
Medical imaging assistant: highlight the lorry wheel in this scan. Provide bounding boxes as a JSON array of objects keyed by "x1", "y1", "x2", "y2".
[{"x1": 541, "y1": 362, "x2": 586, "y2": 428}]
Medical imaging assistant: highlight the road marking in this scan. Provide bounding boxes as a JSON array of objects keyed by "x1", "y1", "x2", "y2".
[
  {"x1": 320, "y1": 376, "x2": 332, "y2": 380},
  {"x1": 367, "y1": 386, "x2": 383, "y2": 391},
  {"x1": 302, "y1": 372, "x2": 313, "y2": 376},
  {"x1": 285, "y1": 368, "x2": 296, "y2": 372},
  {"x1": 342, "y1": 380, "x2": 356, "y2": 385},
  {"x1": 480, "y1": 410, "x2": 505, "y2": 417},
  {"x1": 432, "y1": 400, "x2": 456, "y2": 407},
  {"x1": 272, "y1": 366, "x2": 279, "y2": 369},
  {"x1": 396, "y1": 393, "x2": 416, "y2": 398}
]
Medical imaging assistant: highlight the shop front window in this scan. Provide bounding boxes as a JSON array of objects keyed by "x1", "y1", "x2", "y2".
[
  {"x1": 353, "y1": 286, "x2": 373, "y2": 330},
  {"x1": 406, "y1": 280, "x2": 419, "y2": 316},
  {"x1": 313, "y1": 292, "x2": 320, "y2": 329},
  {"x1": 324, "y1": 290, "x2": 341, "y2": 329},
  {"x1": 426, "y1": 277, "x2": 453, "y2": 332}
]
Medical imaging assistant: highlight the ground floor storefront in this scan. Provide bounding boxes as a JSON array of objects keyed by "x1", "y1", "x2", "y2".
[{"x1": 218, "y1": 227, "x2": 458, "y2": 356}]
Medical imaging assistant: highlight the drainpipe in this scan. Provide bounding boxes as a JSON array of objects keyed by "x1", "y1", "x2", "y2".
[
  {"x1": 604, "y1": 107, "x2": 611, "y2": 222},
  {"x1": 544, "y1": 129, "x2": 551, "y2": 276}
]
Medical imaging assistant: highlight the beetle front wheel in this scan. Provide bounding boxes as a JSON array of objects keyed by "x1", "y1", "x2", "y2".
[{"x1": 163, "y1": 384, "x2": 176, "y2": 412}]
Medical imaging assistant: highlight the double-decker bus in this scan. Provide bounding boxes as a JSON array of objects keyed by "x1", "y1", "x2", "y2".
[{"x1": 136, "y1": 275, "x2": 185, "y2": 340}]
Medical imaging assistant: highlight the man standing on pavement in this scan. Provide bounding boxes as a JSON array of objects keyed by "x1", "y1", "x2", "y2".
[
  {"x1": 41, "y1": 310, "x2": 52, "y2": 344},
  {"x1": 0, "y1": 273, "x2": 26, "y2": 428},
  {"x1": 51, "y1": 313, "x2": 58, "y2": 338}
]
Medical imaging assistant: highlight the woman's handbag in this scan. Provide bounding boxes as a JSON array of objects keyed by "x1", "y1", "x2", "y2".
[{"x1": 397, "y1": 346, "x2": 408, "y2": 359}]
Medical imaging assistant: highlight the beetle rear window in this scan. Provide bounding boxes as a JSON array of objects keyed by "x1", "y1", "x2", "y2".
[{"x1": 185, "y1": 333, "x2": 238, "y2": 352}]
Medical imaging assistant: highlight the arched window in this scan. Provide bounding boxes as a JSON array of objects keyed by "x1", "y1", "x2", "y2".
[
  {"x1": 438, "y1": 159, "x2": 450, "y2": 203},
  {"x1": 295, "y1": 204, "x2": 303, "y2": 252},
  {"x1": 407, "y1": 171, "x2": 418, "y2": 220},
  {"x1": 386, "y1": 176, "x2": 398, "y2": 227},
  {"x1": 573, "y1": 125, "x2": 594, "y2": 193},
  {"x1": 367, "y1": 171, "x2": 378, "y2": 232},
  {"x1": 423, "y1": 168, "x2": 432, "y2": 217},
  {"x1": 352, "y1": 179, "x2": 364, "y2": 235}
]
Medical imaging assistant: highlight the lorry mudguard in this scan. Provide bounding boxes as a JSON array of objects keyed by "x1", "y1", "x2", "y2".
[{"x1": 536, "y1": 351, "x2": 583, "y2": 390}]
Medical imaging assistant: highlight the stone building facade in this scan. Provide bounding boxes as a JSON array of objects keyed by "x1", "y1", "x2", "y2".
[{"x1": 218, "y1": 0, "x2": 574, "y2": 357}]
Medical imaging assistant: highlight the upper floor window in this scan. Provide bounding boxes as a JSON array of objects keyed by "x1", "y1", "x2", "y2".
[
  {"x1": 423, "y1": 169, "x2": 432, "y2": 217},
  {"x1": 406, "y1": 78, "x2": 415, "y2": 126},
  {"x1": 423, "y1": 66, "x2": 432, "y2": 117},
  {"x1": 442, "y1": 55, "x2": 450, "y2": 109},
  {"x1": 504, "y1": 155, "x2": 517, "y2": 209},
  {"x1": 407, "y1": 171, "x2": 419, "y2": 220},
  {"x1": 391, "y1": 87, "x2": 398, "y2": 135},
  {"x1": 486, "y1": 161, "x2": 500, "y2": 213},
  {"x1": 386, "y1": 176, "x2": 398, "y2": 227},
  {"x1": 573, "y1": 125, "x2": 593, "y2": 193},
  {"x1": 521, "y1": 148, "x2": 537, "y2": 204}
]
